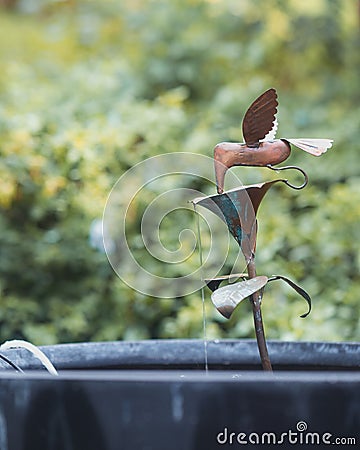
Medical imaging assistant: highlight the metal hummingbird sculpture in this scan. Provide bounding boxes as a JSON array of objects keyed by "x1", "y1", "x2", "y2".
[
  {"x1": 193, "y1": 88, "x2": 333, "y2": 371},
  {"x1": 214, "y1": 88, "x2": 333, "y2": 194}
]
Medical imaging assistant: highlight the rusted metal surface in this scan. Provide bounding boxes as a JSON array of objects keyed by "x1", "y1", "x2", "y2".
[{"x1": 213, "y1": 88, "x2": 333, "y2": 194}]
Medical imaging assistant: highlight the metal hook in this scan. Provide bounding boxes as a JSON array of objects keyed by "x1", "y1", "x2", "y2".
[{"x1": 266, "y1": 164, "x2": 308, "y2": 190}]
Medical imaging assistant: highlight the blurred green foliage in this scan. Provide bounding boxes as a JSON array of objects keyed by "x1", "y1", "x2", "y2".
[{"x1": 0, "y1": 0, "x2": 359, "y2": 344}]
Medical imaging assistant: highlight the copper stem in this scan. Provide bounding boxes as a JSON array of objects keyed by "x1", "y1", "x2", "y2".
[{"x1": 247, "y1": 257, "x2": 272, "y2": 371}]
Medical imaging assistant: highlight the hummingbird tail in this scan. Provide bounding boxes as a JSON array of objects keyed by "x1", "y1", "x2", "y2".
[{"x1": 285, "y1": 138, "x2": 333, "y2": 156}]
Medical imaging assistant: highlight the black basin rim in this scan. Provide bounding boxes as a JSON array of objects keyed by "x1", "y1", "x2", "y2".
[{"x1": 0, "y1": 339, "x2": 359, "y2": 372}]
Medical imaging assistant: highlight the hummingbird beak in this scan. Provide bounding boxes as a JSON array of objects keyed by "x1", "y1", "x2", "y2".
[{"x1": 214, "y1": 160, "x2": 227, "y2": 194}]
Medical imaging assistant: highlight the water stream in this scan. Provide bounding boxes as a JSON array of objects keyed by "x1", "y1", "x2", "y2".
[{"x1": 194, "y1": 204, "x2": 209, "y2": 373}]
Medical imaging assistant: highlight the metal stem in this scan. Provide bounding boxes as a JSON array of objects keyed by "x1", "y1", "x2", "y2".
[{"x1": 247, "y1": 257, "x2": 272, "y2": 372}]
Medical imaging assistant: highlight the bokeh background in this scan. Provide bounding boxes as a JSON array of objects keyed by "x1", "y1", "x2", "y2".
[{"x1": 0, "y1": 0, "x2": 359, "y2": 345}]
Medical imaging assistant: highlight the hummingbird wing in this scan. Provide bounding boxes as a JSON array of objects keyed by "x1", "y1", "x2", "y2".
[
  {"x1": 285, "y1": 138, "x2": 333, "y2": 156},
  {"x1": 242, "y1": 88, "x2": 278, "y2": 146}
]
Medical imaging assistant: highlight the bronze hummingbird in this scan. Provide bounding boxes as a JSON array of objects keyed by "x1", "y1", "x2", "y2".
[{"x1": 214, "y1": 88, "x2": 333, "y2": 193}]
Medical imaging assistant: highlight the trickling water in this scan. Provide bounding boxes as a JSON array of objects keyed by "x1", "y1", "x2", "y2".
[
  {"x1": 194, "y1": 204, "x2": 209, "y2": 373},
  {"x1": 200, "y1": 286, "x2": 209, "y2": 373}
]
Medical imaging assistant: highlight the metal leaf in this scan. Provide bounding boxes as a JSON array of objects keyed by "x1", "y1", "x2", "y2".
[
  {"x1": 268, "y1": 275, "x2": 312, "y2": 318},
  {"x1": 211, "y1": 276, "x2": 268, "y2": 319},
  {"x1": 192, "y1": 180, "x2": 286, "y2": 260},
  {"x1": 242, "y1": 88, "x2": 278, "y2": 146}
]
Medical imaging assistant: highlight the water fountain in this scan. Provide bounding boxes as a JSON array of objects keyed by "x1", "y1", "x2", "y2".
[
  {"x1": 192, "y1": 87, "x2": 331, "y2": 371},
  {"x1": 0, "y1": 89, "x2": 358, "y2": 449}
]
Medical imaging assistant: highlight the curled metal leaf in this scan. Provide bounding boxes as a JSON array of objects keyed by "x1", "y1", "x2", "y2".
[
  {"x1": 268, "y1": 275, "x2": 312, "y2": 318},
  {"x1": 211, "y1": 276, "x2": 268, "y2": 319}
]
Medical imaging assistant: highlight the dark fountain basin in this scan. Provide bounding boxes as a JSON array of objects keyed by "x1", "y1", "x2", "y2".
[{"x1": 0, "y1": 339, "x2": 359, "y2": 449}]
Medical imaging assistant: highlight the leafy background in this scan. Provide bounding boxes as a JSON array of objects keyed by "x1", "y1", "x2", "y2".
[{"x1": 0, "y1": 0, "x2": 359, "y2": 345}]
